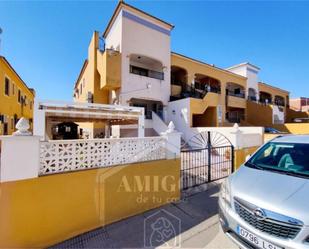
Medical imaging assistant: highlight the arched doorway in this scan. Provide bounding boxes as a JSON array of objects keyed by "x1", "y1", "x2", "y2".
[
  {"x1": 171, "y1": 66, "x2": 188, "y2": 100},
  {"x1": 259, "y1": 91, "x2": 272, "y2": 104},
  {"x1": 248, "y1": 88, "x2": 257, "y2": 101},
  {"x1": 274, "y1": 95, "x2": 285, "y2": 106},
  {"x1": 194, "y1": 74, "x2": 221, "y2": 94},
  {"x1": 226, "y1": 82, "x2": 245, "y2": 98}
]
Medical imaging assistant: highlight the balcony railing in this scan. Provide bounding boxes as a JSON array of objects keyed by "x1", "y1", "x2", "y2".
[
  {"x1": 248, "y1": 96, "x2": 257, "y2": 102},
  {"x1": 226, "y1": 113, "x2": 245, "y2": 124},
  {"x1": 274, "y1": 100, "x2": 285, "y2": 107},
  {"x1": 170, "y1": 83, "x2": 221, "y2": 101},
  {"x1": 39, "y1": 137, "x2": 167, "y2": 175},
  {"x1": 259, "y1": 99, "x2": 273, "y2": 105},
  {"x1": 130, "y1": 65, "x2": 164, "y2": 80},
  {"x1": 227, "y1": 90, "x2": 245, "y2": 99}
]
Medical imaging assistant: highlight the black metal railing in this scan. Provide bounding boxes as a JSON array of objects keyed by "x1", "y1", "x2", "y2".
[
  {"x1": 181, "y1": 145, "x2": 234, "y2": 190},
  {"x1": 274, "y1": 100, "x2": 285, "y2": 107},
  {"x1": 130, "y1": 65, "x2": 164, "y2": 80},
  {"x1": 226, "y1": 112, "x2": 245, "y2": 124},
  {"x1": 248, "y1": 96, "x2": 257, "y2": 102},
  {"x1": 259, "y1": 99, "x2": 273, "y2": 105},
  {"x1": 170, "y1": 84, "x2": 221, "y2": 101},
  {"x1": 227, "y1": 90, "x2": 246, "y2": 99}
]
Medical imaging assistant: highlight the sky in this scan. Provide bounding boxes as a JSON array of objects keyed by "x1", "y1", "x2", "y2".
[{"x1": 0, "y1": 0, "x2": 309, "y2": 101}]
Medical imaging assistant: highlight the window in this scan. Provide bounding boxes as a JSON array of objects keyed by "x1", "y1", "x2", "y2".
[
  {"x1": 4, "y1": 77, "x2": 10, "y2": 96},
  {"x1": 12, "y1": 82, "x2": 15, "y2": 95},
  {"x1": 80, "y1": 84, "x2": 82, "y2": 95},
  {"x1": 11, "y1": 118, "x2": 14, "y2": 130},
  {"x1": 3, "y1": 123, "x2": 8, "y2": 135},
  {"x1": 130, "y1": 65, "x2": 148, "y2": 77},
  {"x1": 24, "y1": 96, "x2": 27, "y2": 106},
  {"x1": 129, "y1": 65, "x2": 164, "y2": 80},
  {"x1": 18, "y1": 90, "x2": 21, "y2": 103},
  {"x1": 30, "y1": 101, "x2": 33, "y2": 110},
  {"x1": 246, "y1": 142, "x2": 309, "y2": 178}
]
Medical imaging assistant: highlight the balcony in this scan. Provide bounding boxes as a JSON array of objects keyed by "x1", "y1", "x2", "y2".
[
  {"x1": 274, "y1": 95, "x2": 285, "y2": 107},
  {"x1": 130, "y1": 65, "x2": 164, "y2": 80},
  {"x1": 248, "y1": 96, "x2": 257, "y2": 102},
  {"x1": 226, "y1": 110, "x2": 245, "y2": 124},
  {"x1": 170, "y1": 83, "x2": 221, "y2": 102},
  {"x1": 227, "y1": 90, "x2": 245, "y2": 99},
  {"x1": 129, "y1": 54, "x2": 164, "y2": 81},
  {"x1": 97, "y1": 49, "x2": 121, "y2": 90},
  {"x1": 259, "y1": 99, "x2": 273, "y2": 105},
  {"x1": 227, "y1": 95, "x2": 246, "y2": 108}
]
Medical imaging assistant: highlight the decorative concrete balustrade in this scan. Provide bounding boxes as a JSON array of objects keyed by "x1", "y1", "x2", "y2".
[
  {"x1": 0, "y1": 118, "x2": 181, "y2": 182},
  {"x1": 39, "y1": 137, "x2": 167, "y2": 175}
]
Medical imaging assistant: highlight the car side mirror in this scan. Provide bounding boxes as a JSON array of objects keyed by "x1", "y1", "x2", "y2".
[{"x1": 245, "y1": 154, "x2": 251, "y2": 162}]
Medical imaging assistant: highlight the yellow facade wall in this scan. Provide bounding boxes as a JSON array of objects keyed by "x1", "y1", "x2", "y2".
[
  {"x1": 97, "y1": 49, "x2": 121, "y2": 90},
  {"x1": 246, "y1": 101, "x2": 273, "y2": 126},
  {"x1": 264, "y1": 133, "x2": 279, "y2": 142},
  {"x1": 193, "y1": 107, "x2": 217, "y2": 127},
  {"x1": 0, "y1": 158, "x2": 180, "y2": 248},
  {"x1": 0, "y1": 57, "x2": 34, "y2": 135},
  {"x1": 286, "y1": 108, "x2": 309, "y2": 123},
  {"x1": 73, "y1": 32, "x2": 109, "y2": 136},
  {"x1": 171, "y1": 53, "x2": 247, "y2": 125},
  {"x1": 273, "y1": 123, "x2": 309, "y2": 134},
  {"x1": 171, "y1": 85, "x2": 182, "y2": 96},
  {"x1": 227, "y1": 96, "x2": 246, "y2": 109},
  {"x1": 258, "y1": 83, "x2": 289, "y2": 104},
  {"x1": 234, "y1": 146, "x2": 259, "y2": 170}
]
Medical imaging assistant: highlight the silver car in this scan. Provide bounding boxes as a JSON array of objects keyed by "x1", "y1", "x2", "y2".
[{"x1": 219, "y1": 135, "x2": 309, "y2": 249}]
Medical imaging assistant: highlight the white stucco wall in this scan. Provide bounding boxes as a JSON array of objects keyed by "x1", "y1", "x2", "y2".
[
  {"x1": 119, "y1": 10, "x2": 171, "y2": 106},
  {"x1": 272, "y1": 105, "x2": 285, "y2": 124},
  {"x1": 105, "y1": 11, "x2": 123, "y2": 52},
  {"x1": 167, "y1": 98, "x2": 191, "y2": 140},
  {"x1": 228, "y1": 64, "x2": 259, "y2": 100}
]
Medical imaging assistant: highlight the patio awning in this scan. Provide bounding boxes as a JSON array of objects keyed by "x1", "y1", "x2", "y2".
[{"x1": 34, "y1": 100, "x2": 145, "y2": 139}]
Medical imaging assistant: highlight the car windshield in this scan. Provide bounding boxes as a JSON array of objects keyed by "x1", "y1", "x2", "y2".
[{"x1": 246, "y1": 142, "x2": 309, "y2": 178}]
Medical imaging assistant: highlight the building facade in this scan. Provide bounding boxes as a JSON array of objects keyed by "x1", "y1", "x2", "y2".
[
  {"x1": 73, "y1": 1, "x2": 291, "y2": 138},
  {"x1": 0, "y1": 56, "x2": 35, "y2": 135},
  {"x1": 290, "y1": 97, "x2": 309, "y2": 112}
]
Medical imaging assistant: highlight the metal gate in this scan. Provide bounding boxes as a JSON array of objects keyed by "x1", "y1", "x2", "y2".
[{"x1": 181, "y1": 131, "x2": 234, "y2": 190}]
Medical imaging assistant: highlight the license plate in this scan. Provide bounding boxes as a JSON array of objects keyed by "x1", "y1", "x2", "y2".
[{"x1": 237, "y1": 226, "x2": 283, "y2": 249}]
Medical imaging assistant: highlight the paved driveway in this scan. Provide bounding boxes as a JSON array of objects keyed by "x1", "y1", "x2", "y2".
[{"x1": 51, "y1": 182, "x2": 237, "y2": 248}]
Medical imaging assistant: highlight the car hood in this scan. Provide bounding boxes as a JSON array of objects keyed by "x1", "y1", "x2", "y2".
[{"x1": 231, "y1": 165, "x2": 309, "y2": 225}]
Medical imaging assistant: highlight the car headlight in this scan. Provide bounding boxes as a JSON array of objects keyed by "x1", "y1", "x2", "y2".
[{"x1": 220, "y1": 179, "x2": 232, "y2": 208}]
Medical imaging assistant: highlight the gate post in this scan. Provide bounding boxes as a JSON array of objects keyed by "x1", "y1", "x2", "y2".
[
  {"x1": 207, "y1": 131, "x2": 211, "y2": 182},
  {"x1": 231, "y1": 145, "x2": 235, "y2": 173}
]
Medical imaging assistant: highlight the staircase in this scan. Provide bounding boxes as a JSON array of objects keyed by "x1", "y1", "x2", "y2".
[
  {"x1": 190, "y1": 92, "x2": 220, "y2": 116},
  {"x1": 152, "y1": 111, "x2": 169, "y2": 135}
]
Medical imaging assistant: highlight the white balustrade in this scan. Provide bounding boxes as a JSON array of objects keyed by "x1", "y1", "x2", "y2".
[{"x1": 39, "y1": 137, "x2": 167, "y2": 175}]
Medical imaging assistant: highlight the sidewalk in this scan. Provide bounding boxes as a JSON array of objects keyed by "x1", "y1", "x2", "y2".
[{"x1": 51, "y1": 182, "x2": 237, "y2": 248}]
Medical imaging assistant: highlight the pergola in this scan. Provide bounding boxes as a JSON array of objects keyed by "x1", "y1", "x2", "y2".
[{"x1": 33, "y1": 100, "x2": 145, "y2": 140}]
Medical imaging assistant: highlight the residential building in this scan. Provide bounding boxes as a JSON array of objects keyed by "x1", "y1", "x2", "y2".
[
  {"x1": 73, "y1": 1, "x2": 292, "y2": 139},
  {"x1": 289, "y1": 97, "x2": 309, "y2": 112},
  {"x1": 0, "y1": 56, "x2": 35, "y2": 135}
]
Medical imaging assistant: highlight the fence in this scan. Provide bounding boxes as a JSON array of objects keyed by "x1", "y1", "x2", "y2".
[
  {"x1": 40, "y1": 137, "x2": 167, "y2": 175},
  {"x1": 181, "y1": 145, "x2": 234, "y2": 189}
]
